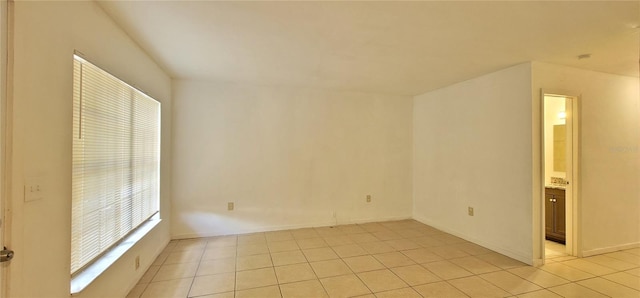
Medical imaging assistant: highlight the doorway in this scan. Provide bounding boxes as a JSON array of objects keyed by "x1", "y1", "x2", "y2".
[{"x1": 542, "y1": 93, "x2": 579, "y2": 261}]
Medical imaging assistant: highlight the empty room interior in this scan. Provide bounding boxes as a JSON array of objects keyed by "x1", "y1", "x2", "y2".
[{"x1": 1, "y1": 0, "x2": 640, "y2": 297}]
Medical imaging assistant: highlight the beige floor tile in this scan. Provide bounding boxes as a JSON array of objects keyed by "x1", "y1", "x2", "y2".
[
  {"x1": 476, "y1": 253, "x2": 526, "y2": 269},
  {"x1": 422, "y1": 260, "x2": 474, "y2": 280},
  {"x1": 141, "y1": 278, "x2": 193, "y2": 298},
  {"x1": 583, "y1": 255, "x2": 638, "y2": 271},
  {"x1": 508, "y1": 266, "x2": 570, "y2": 288},
  {"x1": 401, "y1": 248, "x2": 443, "y2": 264},
  {"x1": 603, "y1": 271, "x2": 640, "y2": 290},
  {"x1": 479, "y1": 270, "x2": 542, "y2": 295},
  {"x1": 625, "y1": 248, "x2": 640, "y2": 256},
  {"x1": 358, "y1": 223, "x2": 389, "y2": 233},
  {"x1": 384, "y1": 239, "x2": 421, "y2": 251},
  {"x1": 206, "y1": 236, "x2": 237, "y2": 248},
  {"x1": 152, "y1": 262, "x2": 199, "y2": 282},
  {"x1": 310, "y1": 259, "x2": 353, "y2": 278},
  {"x1": 359, "y1": 241, "x2": 396, "y2": 254},
  {"x1": 343, "y1": 255, "x2": 385, "y2": 273},
  {"x1": 198, "y1": 292, "x2": 234, "y2": 298},
  {"x1": 202, "y1": 246, "x2": 236, "y2": 260},
  {"x1": 236, "y1": 253, "x2": 273, "y2": 271},
  {"x1": 236, "y1": 267, "x2": 278, "y2": 290},
  {"x1": 152, "y1": 252, "x2": 169, "y2": 266},
  {"x1": 197, "y1": 257, "x2": 236, "y2": 276},
  {"x1": 237, "y1": 233, "x2": 266, "y2": 245},
  {"x1": 320, "y1": 274, "x2": 372, "y2": 298},
  {"x1": 127, "y1": 284, "x2": 147, "y2": 298},
  {"x1": 374, "y1": 287, "x2": 421, "y2": 298},
  {"x1": 578, "y1": 277, "x2": 640, "y2": 297},
  {"x1": 138, "y1": 265, "x2": 160, "y2": 284},
  {"x1": 390, "y1": 264, "x2": 441, "y2": 286},
  {"x1": 516, "y1": 289, "x2": 563, "y2": 298},
  {"x1": 268, "y1": 240, "x2": 300, "y2": 253},
  {"x1": 357, "y1": 269, "x2": 407, "y2": 292},
  {"x1": 235, "y1": 285, "x2": 281, "y2": 298},
  {"x1": 173, "y1": 239, "x2": 207, "y2": 252},
  {"x1": 352, "y1": 294, "x2": 375, "y2": 298},
  {"x1": 274, "y1": 263, "x2": 317, "y2": 284},
  {"x1": 280, "y1": 279, "x2": 328, "y2": 298},
  {"x1": 396, "y1": 229, "x2": 427, "y2": 239},
  {"x1": 265, "y1": 231, "x2": 294, "y2": 242},
  {"x1": 548, "y1": 256, "x2": 577, "y2": 262},
  {"x1": 372, "y1": 231, "x2": 403, "y2": 241},
  {"x1": 332, "y1": 244, "x2": 368, "y2": 258},
  {"x1": 271, "y1": 250, "x2": 307, "y2": 266},
  {"x1": 164, "y1": 249, "x2": 204, "y2": 265},
  {"x1": 428, "y1": 245, "x2": 471, "y2": 260},
  {"x1": 236, "y1": 243, "x2": 270, "y2": 256},
  {"x1": 338, "y1": 224, "x2": 367, "y2": 235},
  {"x1": 295, "y1": 237, "x2": 328, "y2": 249},
  {"x1": 431, "y1": 234, "x2": 467, "y2": 245},
  {"x1": 349, "y1": 233, "x2": 379, "y2": 244},
  {"x1": 316, "y1": 227, "x2": 345, "y2": 237},
  {"x1": 604, "y1": 251, "x2": 640, "y2": 266},
  {"x1": 303, "y1": 247, "x2": 339, "y2": 262},
  {"x1": 189, "y1": 272, "x2": 235, "y2": 297},
  {"x1": 291, "y1": 228, "x2": 321, "y2": 240},
  {"x1": 412, "y1": 281, "x2": 469, "y2": 298},
  {"x1": 561, "y1": 259, "x2": 617, "y2": 276},
  {"x1": 455, "y1": 242, "x2": 493, "y2": 255},
  {"x1": 539, "y1": 262, "x2": 595, "y2": 281},
  {"x1": 448, "y1": 276, "x2": 510, "y2": 297},
  {"x1": 324, "y1": 235, "x2": 355, "y2": 246},
  {"x1": 450, "y1": 256, "x2": 502, "y2": 274},
  {"x1": 627, "y1": 268, "x2": 640, "y2": 277},
  {"x1": 373, "y1": 252, "x2": 415, "y2": 268},
  {"x1": 413, "y1": 236, "x2": 446, "y2": 247},
  {"x1": 548, "y1": 282, "x2": 608, "y2": 297}
]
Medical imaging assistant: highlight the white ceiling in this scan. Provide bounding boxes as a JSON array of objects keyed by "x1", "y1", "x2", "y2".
[{"x1": 98, "y1": 1, "x2": 639, "y2": 96}]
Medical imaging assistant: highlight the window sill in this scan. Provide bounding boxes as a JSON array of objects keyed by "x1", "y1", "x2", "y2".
[{"x1": 70, "y1": 216, "x2": 162, "y2": 295}]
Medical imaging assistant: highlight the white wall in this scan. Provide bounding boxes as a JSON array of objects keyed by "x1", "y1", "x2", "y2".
[
  {"x1": 544, "y1": 95, "x2": 566, "y2": 184},
  {"x1": 532, "y1": 62, "x2": 640, "y2": 256},
  {"x1": 413, "y1": 63, "x2": 534, "y2": 264},
  {"x1": 10, "y1": 1, "x2": 171, "y2": 297},
  {"x1": 172, "y1": 81, "x2": 413, "y2": 238}
]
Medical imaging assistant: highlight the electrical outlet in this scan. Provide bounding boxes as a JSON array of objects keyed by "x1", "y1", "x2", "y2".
[
  {"x1": 468, "y1": 207, "x2": 474, "y2": 216},
  {"x1": 135, "y1": 256, "x2": 140, "y2": 270},
  {"x1": 366, "y1": 195, "x2": 371, "y2": 203},
  {"x1": 228, "y1": 202, "x2": 234, "y2": 211}
]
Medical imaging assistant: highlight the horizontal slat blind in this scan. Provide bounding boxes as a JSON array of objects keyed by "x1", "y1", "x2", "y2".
[{"x1": 71, "y1": 56, "x2": 160, "y2": 274}]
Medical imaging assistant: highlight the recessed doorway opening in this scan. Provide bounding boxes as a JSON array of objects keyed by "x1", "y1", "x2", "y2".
[{"x1": 542, "y1": 92, "x2": 579, "y2": 261}]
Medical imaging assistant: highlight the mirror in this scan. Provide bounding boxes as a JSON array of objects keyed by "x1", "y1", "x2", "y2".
[{"x1": 553, "y1": 124, "x2": 566, "y2": 172}]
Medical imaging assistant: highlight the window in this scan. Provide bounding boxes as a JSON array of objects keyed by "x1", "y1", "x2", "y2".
[{"x1": 71, "y1": 55, "x2": 160, "y2": 275}]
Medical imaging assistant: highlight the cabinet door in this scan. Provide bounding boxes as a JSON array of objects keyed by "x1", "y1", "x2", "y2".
[
  {"x1": 545, "y1": 193, "x2": 555, "y2": 236},
  {"x1": 555, "y1": 192, "x2": 566, "y2": 238}
]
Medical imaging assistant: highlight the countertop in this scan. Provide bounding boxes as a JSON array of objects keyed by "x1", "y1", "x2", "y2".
[{"x1": 545, "y1": 185, "x2": 566, "y2": 190}]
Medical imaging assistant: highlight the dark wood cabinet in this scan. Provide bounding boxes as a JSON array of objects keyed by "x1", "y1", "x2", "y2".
[{"x1": 545, "y1": 188, "x2": 566, "y2": 243}]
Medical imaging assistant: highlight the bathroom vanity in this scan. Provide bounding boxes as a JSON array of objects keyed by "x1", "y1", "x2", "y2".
[{"x1": 545, "y1": 187, "x2": 566, "y2": 243}]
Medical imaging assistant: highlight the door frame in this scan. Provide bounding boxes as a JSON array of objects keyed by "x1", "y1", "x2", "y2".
[{"x1": 539, "y1": 89, "x2": 581, "y2": 263}]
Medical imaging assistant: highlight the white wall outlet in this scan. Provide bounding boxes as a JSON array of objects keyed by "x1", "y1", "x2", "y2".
[
  {"x1": 228, "y1": 202, "x2": 234, "y2": 211},
  {"x1": 468, "y1": 207, "x2": 474, "y2": 216},
  {"x1": 366, "y1": 195, "x2": 371, "y2": 203}
]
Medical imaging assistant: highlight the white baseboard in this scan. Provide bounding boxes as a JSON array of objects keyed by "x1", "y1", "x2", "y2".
[
  {"x1": 582, "y1": 242, "x2": 640, "y2": 257},
  {"x1": 171, "y1": 214, "x2": 413, "y2": 239},
  {"x1": 412, "y1": 215, "x2": 533, "y2": 265}
]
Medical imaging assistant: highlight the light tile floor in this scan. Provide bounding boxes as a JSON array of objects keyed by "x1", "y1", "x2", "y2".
[{"x1": 128, "y1": 220, "x2": 640, "y2": 297}]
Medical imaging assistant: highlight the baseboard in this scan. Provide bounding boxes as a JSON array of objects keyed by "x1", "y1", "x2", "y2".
[
  {"x1": 171, "y1": 214, "x2": 413, "y2": 239},
  {"x1": 582, "y1": 242, "x2": 640, "y2": 257},
  {"x1": 412, "y1": 215, "x2": 533, "y2": 265}
]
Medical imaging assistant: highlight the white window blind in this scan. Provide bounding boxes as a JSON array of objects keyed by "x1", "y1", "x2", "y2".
[{"x1": 71, "y1": 55, "x2": 160, "y2": 275}]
